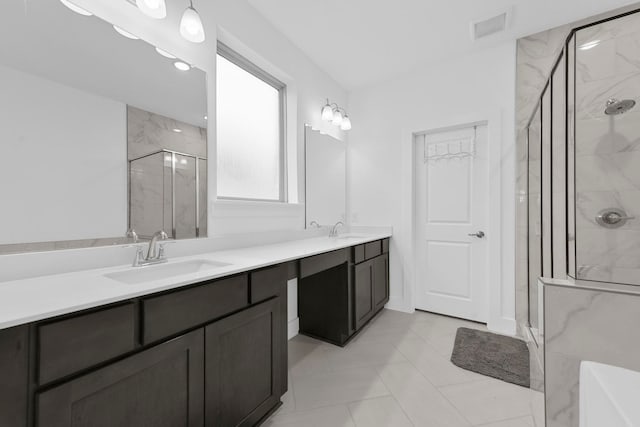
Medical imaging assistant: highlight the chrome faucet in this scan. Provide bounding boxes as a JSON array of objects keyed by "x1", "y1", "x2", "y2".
[
  {"x1": 132, "y1": 230, "x2": 170, "y2": 267},
  {"x1": 329, "y1": 221, "x2": 344, "y2": 237}
]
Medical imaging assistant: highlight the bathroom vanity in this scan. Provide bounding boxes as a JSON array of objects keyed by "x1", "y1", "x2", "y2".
[{"x1": 0, "y1": 234, "x2": 390, "y2": 427}]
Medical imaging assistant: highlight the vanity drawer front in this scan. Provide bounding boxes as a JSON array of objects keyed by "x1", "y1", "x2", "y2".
[
  {"x1": 353, "y1": 245, "x2": 365, "y2": 264},
  {"x1": 250, "y1": 264, "x2": 287, "y2": 304},
  {"x1": 142, "y1": 274, "x2": 249, "y2": 344},
  {"x1": 38, "y1": 303, "x2": 137, "y2": 385},
  {"x1": 300, "y1": 248, "x2": 350, "y2": 279},
  {"x1": 364, "y1": 241, "x2": 382, "y2": 260},
  {"x1": 382, "y1": 238, "x2": 390, "y2": 254}
]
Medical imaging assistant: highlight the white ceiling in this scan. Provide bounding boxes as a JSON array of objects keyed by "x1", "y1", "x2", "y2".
[{"x1": 248, "y1": 0, "x2": 639, "y2": 90}]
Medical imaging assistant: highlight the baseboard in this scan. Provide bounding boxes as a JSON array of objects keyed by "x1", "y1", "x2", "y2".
[
  {"x1": 384, "y1": 296, "x2": 414, "y2": 313},
  {"x1": 287, "y1": 317, "x2": 299, "y2": 340},
  {"x1": 487, "y1": 316, "x2": 517, "y2": 336}
]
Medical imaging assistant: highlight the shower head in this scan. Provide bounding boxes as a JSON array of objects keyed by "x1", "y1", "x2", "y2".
[{"x1": 605, "y1": 98, "x2": 636, "y2": 115}]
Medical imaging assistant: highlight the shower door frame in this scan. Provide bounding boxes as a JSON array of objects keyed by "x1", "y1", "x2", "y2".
[{"x1": 128, "y1": 148, "x2": 207, "y2": 240}]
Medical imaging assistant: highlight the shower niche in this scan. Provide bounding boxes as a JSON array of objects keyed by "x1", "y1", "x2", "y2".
[{"x1": 525, "y1": 9, "x2": 640, "y2": 324}]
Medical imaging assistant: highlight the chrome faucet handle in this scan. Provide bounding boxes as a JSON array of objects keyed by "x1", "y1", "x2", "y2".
[
  {"x1": 157, "y1": 240, "x2": 176, "y2": 259},
  {"x1": 125, "y1": 228, "x2": 139, "y2": 243},
  {"x1": 131, "y1": 246, "x2": 145, "y2": 267}
]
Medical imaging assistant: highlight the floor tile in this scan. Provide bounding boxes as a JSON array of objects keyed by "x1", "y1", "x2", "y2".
[
  {"x1": 395, "y1": 336, "x2": 486, "y2": 386},
  {"x1": 292, "y1": 366, "x2": 390, "y2": 411},
  {"x1": 439, "y1": 378, "x2": 534, "y2": 425},
  {"x1": 376, "y1": 362, "x2": 471, "y2": 427},
  {"x1": 348, "y1": 396, "x2": 413, "y2": 427},
  {"x1": 325, "y1": 338, "x2": 408, "y2": 371},
  {"x1": 476, "y1": 415, "x2": 535, "y2": 426},
  {"x1": 288, "y1": 336, "x2": 332, "y2": 378},
  {"x1": 262, "y1": 404, "x2": 355, "y2": 427}
]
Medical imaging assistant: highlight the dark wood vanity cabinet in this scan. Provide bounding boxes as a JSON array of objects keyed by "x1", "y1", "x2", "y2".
[
  {"x1": 3, "y1": 263, "x2": 289, "y2": 427},
  {"x1": 36, "y1": 329, "x2": 205, "y2": 427},
  {"x1": 205, "y1": 298, "x2": 282, "y2": 427},
  {"x1": 299, "y1": 238, "x2": 390, "y2": 346}
]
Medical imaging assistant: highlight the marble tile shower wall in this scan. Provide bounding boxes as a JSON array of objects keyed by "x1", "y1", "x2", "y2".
[{"x1": 574, "y1": 12, "x2": 640, "y2": 285}]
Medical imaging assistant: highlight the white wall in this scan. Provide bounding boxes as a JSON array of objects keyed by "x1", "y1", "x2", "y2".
[
  {"x1": 0, "y1": 64, "x2": 127, "y2": 244},
  {"x1": 347, "y1": 42, "x2": 517, "y2": 334}
]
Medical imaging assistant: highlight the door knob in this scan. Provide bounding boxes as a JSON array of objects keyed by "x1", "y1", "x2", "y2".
[{"x1": 468, "y1": 231, "x2": 485, "y2": 238}]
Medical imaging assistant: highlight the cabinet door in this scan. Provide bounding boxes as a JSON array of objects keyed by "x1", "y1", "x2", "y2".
[
  {"x1": 0, "y1": 325, "x2": 29, "y2": 427},
  {"x1": 354, "y1": 260, "x2": 374, "y2": 330},
  {"x1": 373, "y1": 254, "x2": 390, "y2": 312},
  {"x1": 37, "y1": 329, "x2": 205, "y2": 427},
  {"x1": 205, "y1": 298, "x2": 282, "y2": 427}
]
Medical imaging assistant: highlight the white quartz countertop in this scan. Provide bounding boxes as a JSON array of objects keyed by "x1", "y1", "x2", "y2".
[{"x1": 0, "y1": 233, "x2": 390, "y2": 330}]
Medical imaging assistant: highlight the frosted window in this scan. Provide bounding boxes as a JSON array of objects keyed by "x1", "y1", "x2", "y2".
[{"x1": 216, "y1": 54, "x2": 283, "y2": 200}]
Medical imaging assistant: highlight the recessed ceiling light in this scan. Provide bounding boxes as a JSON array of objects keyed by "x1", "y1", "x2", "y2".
[
  {"x1": 173, "y1": 61, "x2": 191, "y2": 71},
  {"x1": 155, "y1": 47, "x2": 176, "y2": 59},
  {"x1": 113, "y1": 25, "x2": 139, "y2": 40},
  {"x1": 204, "y1": 115, "x2": 208, "y2": 120},
  {"x1": 173, "y1": 128, "x2": 183, "y2": 133},
  {"x1": 59, "y1": 0, "x2": 92, "y2": 16},
  {"x1": 579, "y1": 40, "x2": 601, "y2": 50},
  {"x1": 136, "y1": 0, "x2": 167, "y2": 19}
]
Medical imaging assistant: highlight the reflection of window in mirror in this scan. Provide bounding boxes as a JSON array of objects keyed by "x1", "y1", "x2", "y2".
[{"x1": 216, "y1": 43, "x2": 286, "y2": 202}]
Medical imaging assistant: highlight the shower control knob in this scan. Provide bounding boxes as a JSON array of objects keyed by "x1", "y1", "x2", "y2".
[
  {"x1": 596, "y1": 208, "x2": 635, "y2": 229},
  {"x1": 468, "y1": 231, "x2": 485, "y2": 238}
]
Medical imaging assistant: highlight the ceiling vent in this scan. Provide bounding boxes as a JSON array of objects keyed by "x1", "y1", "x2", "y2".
[{"x1": 471, "y1": 9, "x2": 510, "y2": 41}]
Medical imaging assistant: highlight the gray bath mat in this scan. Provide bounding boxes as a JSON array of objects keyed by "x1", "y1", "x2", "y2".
[{"x1": 451, "y1": 327, "x2": 530, "y2": 387}]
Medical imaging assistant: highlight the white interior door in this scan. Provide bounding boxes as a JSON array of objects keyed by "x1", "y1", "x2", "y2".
[{"x1": 414, "y1": 125, "x2": 489, "y2": 322}]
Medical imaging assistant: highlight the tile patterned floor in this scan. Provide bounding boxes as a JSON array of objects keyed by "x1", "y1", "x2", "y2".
[{"x1": 264, "y1": 309, "x2": 544, "y2": 427}]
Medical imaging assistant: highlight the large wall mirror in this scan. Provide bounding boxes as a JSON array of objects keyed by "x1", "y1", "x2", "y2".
[
  {"x1": 0, "y1": 0, "x2": 207, "y2": 254},
  {"x1": 304, "y1": 127, "x2": 346, "y2": 228}
]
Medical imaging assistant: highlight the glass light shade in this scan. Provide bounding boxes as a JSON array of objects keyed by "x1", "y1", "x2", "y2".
[
  {"x1": 113, "y1": 25, "x2": 139, "y2": 40},
  {"x1": 331, "y1": 109, "x2": 343, "y2": 126},
  {"x1": 136, "y1": 0, "x2": 166, "y2": 19},
  {"x1": 180, "y1": 7, "x2": 205, "y2": 43},
  {"x1": 321, "y1": 103, "x2": 334, "y2": 121},
  {"x1": 340, "y1": 115, "x2": 352, "y2": 131},
  {"x1": 60, "y1": 0, "x2": 92, "y2": 16}
]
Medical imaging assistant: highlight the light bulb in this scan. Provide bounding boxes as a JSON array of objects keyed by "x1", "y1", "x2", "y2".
[
  {"x1": 155, "y1": 47, "x2": 176, "y2": 59},
  {"x1": 174, "y1": 61, "x2": 191, "y2": 71},
  {"x1": 340, "y1": 115, "x2": 352, "y2": 131},
  {"x1": 321, "y1": 102, "x2": 333, "y2": 121},
  {"x1": 59, "y1": 0, "x2": 92, "y2": 16},
  {"x1": 180, "y1": 6, "x2": 205, "y2": 43},
  {"x1": 332, "y1": 109, "x2": 343, "y2": 126},
  {"x1": 136, "y1": 0, "x2": 166, "y2": 19},
  {"x1": 113, "y1": 25, "x2": 139, "y2": 40}
]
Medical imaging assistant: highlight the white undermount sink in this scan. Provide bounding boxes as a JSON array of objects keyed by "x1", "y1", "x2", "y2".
[
  {"x1": 580, "y1": 361, "x2": 640, "y2": 427},
  {"x1": 334, "y1": 234, "x2": 367, "y2": 240},
  {"x1": 105, "y1": 259, "x2": 232, "y2": 285}
]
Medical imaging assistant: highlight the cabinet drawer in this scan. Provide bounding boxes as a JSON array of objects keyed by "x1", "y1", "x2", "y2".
[
  {"x1": 353, "y1": 245, "x2": 365, "y2": 264},
  {"x1": 364, "y1": 241, "x2": 382, "y2": 260},
  {"x1": 300, "y1": 248, "x2": 350, "y2": 278},
  {"x1": 250, "y1": 264, "x2": 287, "y2": 304},
  {"x1": 382, "y1": 238, "x2": 390, "y2": 254},
  {"x1": 142, "y1": 275, "x2": 248, "y2": 344},
  {"x1": 38, "y1": 303, "x2": 136, "y2": 385}
]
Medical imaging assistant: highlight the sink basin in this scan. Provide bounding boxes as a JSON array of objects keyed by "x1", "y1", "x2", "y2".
[
  {"x1": 580, "y1": 361, "x2": 640, "y2": 427},
  {"x1": 105, "y1": 259, "x2": 232, "y2": 285},
  {"x1": 334, "y1": 235, "x2": 367, "y2": 240}
]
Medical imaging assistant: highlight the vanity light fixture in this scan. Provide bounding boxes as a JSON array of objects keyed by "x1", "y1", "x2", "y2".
[
  {"x1": 113, "y1": 25, "x2": 139, "y2": 40},
  {"x1": 579, "y1": 40, "x2": 601, "y2": 50},
  {"x1": 173, "y1": 61, "x2": 191, "y2": 71},
  {"x1": 136, "y1": 0, "x2": 167, "y2": 19},
  {"x1": 59, "y1": 0, "x2": 93, "y2": 16},
  {"x1": 340, "y1": 115, "x2": 352, "y2": 131},
  {"x1": 155, "y1": 47, "x2": 176, "y2": 59},
  {"x1": 321, "y1": 99, "x2": 352, "y2": 130},
  {"x1": 180, "y1": 0, "x2": 206, "y2": 43}
]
